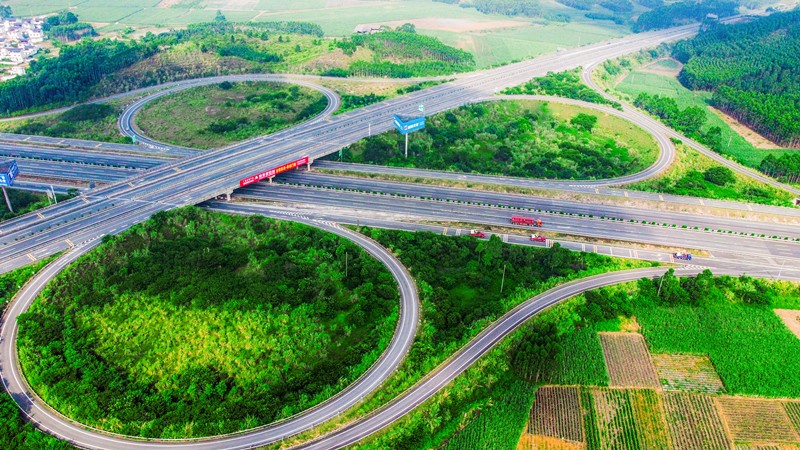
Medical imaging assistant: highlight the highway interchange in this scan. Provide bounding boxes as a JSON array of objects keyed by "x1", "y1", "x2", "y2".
[{"x1": 1, "y1": 19, "x2": 800, "y2": 450}]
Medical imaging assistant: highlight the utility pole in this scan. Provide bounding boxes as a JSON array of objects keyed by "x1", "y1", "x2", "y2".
[
  {"x1": 50, "y1": 185, "x2": 57, "y2": 204},
  {"x1": 500, "y1": 264, "x2": 507, "y2": 294},
  {"x1": 2, "y1": 187, "x2": 12, "y2": 213},
  {"x1": 404, "y1": 133, "x2": 409, "y2": 158}
]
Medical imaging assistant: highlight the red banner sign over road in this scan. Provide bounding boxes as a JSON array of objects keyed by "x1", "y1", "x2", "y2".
[{"x1": 239, "y1": 156, "x2": 309, "y2": 187}]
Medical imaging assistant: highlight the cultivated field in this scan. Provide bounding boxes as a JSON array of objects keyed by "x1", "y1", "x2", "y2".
[
  {"x1": 652, "y1": 353, "x2": 726, "y2": 394},
  {"x1": 786, "y1": 402, "x2": 800, "y2": 435},
  {"x1": 662, "y1": 392, "x2": 732, "y2": 450},
  {"x1": 717, "y1": 397, "x2": 800, "y2": 445},
  {"x1": 599, "y1": 333, "x2": 660, "y2": 388},
  {"x1": 529, "y1": 386, "x2": 584, "y2": 444},
  {"x1": 588, "y1": 388, "x2": 645, "y2": 449},
  {"x1": 629, "y1": 389, "x2": 672, "y2": 449}
]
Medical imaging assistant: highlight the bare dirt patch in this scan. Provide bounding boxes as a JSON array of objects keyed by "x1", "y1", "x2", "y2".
[
  {"x1": 663, "y1": 392, "x2": 732, "y2": 450},
  {"x1": 370, "y1": 18, "x2": 526, "y2": 33},
  {"x1": 652, "y1": 354, "x2": 726, "y2": 394},
  {"x1": 709, "y1": 106, "x2": 782, "y2": 150},
  {"x1": 528, "y1": 435, "x2": 583, "y2": 449},
  {"x1": 717, "y1": 397, "x2": 800, "y2": 444},
  {"x1": 600, "y1": 333, "x2": 660, "y2": 388},
  {"x1": 775, "y1": 309, "x2": 800, "y2": 340},
  {"x1": 529, "y1": 386, "x2": 584, "y2": 444}
]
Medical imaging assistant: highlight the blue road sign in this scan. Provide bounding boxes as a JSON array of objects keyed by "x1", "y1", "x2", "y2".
[
  {"x1": 0, "y1": 159, "x2": 18, "y2": 187},
  {"x1": 393, "y1": 115, "x2": 426, "y2": 135}
]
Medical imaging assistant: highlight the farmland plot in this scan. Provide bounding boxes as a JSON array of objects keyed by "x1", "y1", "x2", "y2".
[
  {"x1": 599, "y1": 333, "x2": 660, "y2": 388},
  {"x1": 717, "y1": 397, "x2": 800, "y2": 444},
  {"x1": 663, "y1": 391, "x2": 732, "y2": 450},
  {"x1": 652, "y1": 353, "x2": 726, "y2": 394},
  {"x1": 785, "y1": 402, "x2": 800, "y2": 435},
  {"x1": 589, "y1": 388, "x2": 642, "y2": 450},
  {"x1": 630, "y1": 389, "x2": 673, "y2": 449},
  {"x1": 529, "y1": 386, "x2": 584, "y2": 444}
]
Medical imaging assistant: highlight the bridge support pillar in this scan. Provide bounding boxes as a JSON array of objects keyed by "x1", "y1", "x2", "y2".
[
  {"x1": 269, "y1": 177, "x2": 274, "y2": 184},
  {"x1": 307, "y1": 159, "x2": 313, "y2": 171},
  {"x1": 225, "y1": 191, "x2": 232, "y2": 201}
]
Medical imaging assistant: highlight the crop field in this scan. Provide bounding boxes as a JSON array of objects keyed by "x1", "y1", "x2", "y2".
[
  {"x1": 599, "y1": 333, "x2": 660, "y2": 388},
  {"x1": 589, "y1": 388, "x2": 642, "y2": 450},
  {"x1": 652, "y1": 354, "x2": 726, "y2": 394},
  {"x1": 786, "y1": 402, "x2": 800, "y2": 435},
  {"x1": 529, "y1": 386, "x2": 584, "y2": 444},
  {"x1": 629, "y1": 389, "x2": 672, "y2": 449},
  {"x1": 717, "y1": 397, "x2": 800, "y2": 445},
  {"x1": 637, "y1": 304, "x2": 800, "y2": 398},
  {"x1": 662, "y1": 392, "x2": 732, "y2": 450}
]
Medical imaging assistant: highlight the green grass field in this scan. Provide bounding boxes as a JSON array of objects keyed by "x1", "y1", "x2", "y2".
[
  {"x1": 0, "y1": 103, "x2": 130, "y2": 144},
  {"x1": 616, "y1": 70, "x2": 795, "y2": 168},
  {"x1": 136, "y1": 81, "x2": 326, "y2": 149}
]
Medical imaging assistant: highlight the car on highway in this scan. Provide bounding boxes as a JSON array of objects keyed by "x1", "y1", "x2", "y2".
[
  {"x1": 674, "y1": 251, "x2": 693, "y2": 260},
  {"x1": 469, "y1": 229, "x2": 486, "y2": 238},
  {"x1": 530, "y1": 234, "x2": 546, "y2": 242}
]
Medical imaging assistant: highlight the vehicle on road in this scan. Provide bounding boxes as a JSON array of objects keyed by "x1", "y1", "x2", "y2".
[
  {"x1": 469, "y1": 229, "x2": 486, "y2": 238},
  {"x1": 511, "y1": 215, "x2": 542, "y2": 227},
  {"x1": 674, "y1": 251, "x2": 693, "y2": 260},
  {"x1": 530, "y1": 234, "x2": 546, "y2": 242}
]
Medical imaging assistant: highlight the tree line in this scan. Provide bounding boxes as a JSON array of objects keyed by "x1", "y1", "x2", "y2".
[
  {"x1": 674, "y1": 10, "x2": 800, "y2": 149},
  {"x1": 634, "y1": 0, "x2": 738, "y2": 32}
]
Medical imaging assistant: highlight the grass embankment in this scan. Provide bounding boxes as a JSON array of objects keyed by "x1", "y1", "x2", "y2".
[
  {"x1": 0, "y1": 103, "x2": 130, "y2": 144},
  {"x1": 136, "y1": 81, "x2": 326, "y2": 149},
  {"x1": 17, "y1": 207, "x2": 398, "y2": 438},
  {"x1": 368, "y1": 270, "x2": 800, "y2": 449},
  {"x1": 272, "y1": 229, "x2": 650, "y2": 449},
  {"x1": 628, "y1": 142, "x2": 797, "y2": 207},
  {"x1": 336, "y1": 100, "x2": 658, "y2": 180},
  {"x1": 614, "y1": 61, "x2": 796, "y2": 169},
  {"x1": 1, "y1": 189, "x2": 73, "y2": 222},
  {"x1": 0, "y1": 258, "x2": 71, "y2": 450},
  {"x1": 504, "y1": 68, "x2": 622, "y2": 109}
]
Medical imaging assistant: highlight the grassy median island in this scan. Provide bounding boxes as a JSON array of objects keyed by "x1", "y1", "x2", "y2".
[
  {"x1": 16, "y1": 207, "x2": 398, "y2": 438},
  {"x1": 0, "y1": 103, "x2": 131, "y2": 144},
  {"x1": 136, "y1": 81, "x2": 327, "y2": 149},
  {"x1": 336, "y1": 100, "x2": 658, "y2": 180}
]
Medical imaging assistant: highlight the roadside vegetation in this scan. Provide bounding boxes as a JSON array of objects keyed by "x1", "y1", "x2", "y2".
[
  {"x1": 277, "y1": 227, "x2": 650, "y2": 449},
  {"x1": 364, "y1": 268, "x2": 800, "y2": 449},
  {"x1": 0, "y1": 189, "x2": 72, "y2": 222},
  {"x1": 0, "y1": 258, "x2": 73, "y2": 450},
  {"x1": 335, "y1": 100, "x2": 657, "y2": 180},
  {"x1": 628, "y1": 142, "x2": 797, "y2": 207},
  {"x1": 0, "y1": 104, "x2": 131, "y2": 144},
  {"x1": 335, "y1": 80, "x2": 446, "y2": 115},
  {"x1": 17, "y1": 207, "x2": 398, "y2": 438},
  {"x1": 136, "y1": 81, "x2": 326, "y2": 149},
  {"x1": 504, "y1": 68, "x2": 622, "y2": 109}
]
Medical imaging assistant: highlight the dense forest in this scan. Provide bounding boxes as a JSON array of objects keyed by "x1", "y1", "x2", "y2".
[
  {"x1": 17, "y1": 208, "x2": 398, "y2": 438},
  {"x1": 634, "y1": 0, "x2": 738, "y2": 32},
  {"x1": 674, "y1": 10, "x2": 800, "y2": 149},
  {"x1": 334, "y1": 28, "x2": 475, "y2": 78},
  {"x1": 334, "y1": 101, "x2": 655, "y2": 180}
]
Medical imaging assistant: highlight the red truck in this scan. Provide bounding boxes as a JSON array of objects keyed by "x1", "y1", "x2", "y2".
[
  {"x1": 530, "y1": 234, "x2": 546, "y2": 242},
  {"x1": 469, "y1": 229, "x2": 486, "y2": 238},
  {"x1": 511, "y1": 216, "x2": 542, "y2": 227}
]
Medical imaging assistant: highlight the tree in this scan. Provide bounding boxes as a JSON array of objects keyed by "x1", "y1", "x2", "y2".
[
  {"x1": 570, "y1": 113, "x2": 598, "y2": 132},
  {"x1": 214, "y1": 9, "x2": 226, "y2": 22},
  {"x1": 396, "y1": 23, "x2": 416, "y2": 33},
  {"x1": 703, "y1": 166, "x2": 735, "y2": 186},
  {"x1": 0, "y1": 5, "x2": 12, "y2": 19}
]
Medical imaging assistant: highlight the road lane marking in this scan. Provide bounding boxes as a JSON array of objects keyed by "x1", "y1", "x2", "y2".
[
  {"x1": 624, "y1": 191, "x2": 629, "y2": 198},
  {"x1": 65, "y1": 239, "x2": 74, "y2": 247},
  {"x1": 502, "y1": 234, "x2": 508, "y2": 243},
  {"x1": 747, "y1": 204, "x2": 753, "y2": 211},
  {"x1": 670, "y1": 255, "x2": 675, "y2": 264},
  {"x1": 633, "y1": 249, "x2": 639, "y2": 259},
  {"x1": 26, "y1": 253, "x2": 36, "y2": 261},
  {"x1": 455, "y1": 229, "x2": 461, "y2": 236},
  {"x1": 442, "y1": 227, "x2": 448, "y2": 235},
  {"x1": 80, "y1": 197, "x2": 90, "y2": 204},
  {"x1": 593, "y1": 244, "x2": 598, "y2": 253},
  {"x1": 173, "y1": 167, "x2": 182, "y2": 173},
  {"x1": 659, "y1": 194, "x2": 664, "y2": 201},
  {"x1": 595, "y1": 188, "x2": 599, "y2": 194},
  {"x1": 582, "y1": 243, "x2": 586, "y2": 252},
  {"x1": 128, "y1": 182, "x2": 135, "y2": 187},
  {"x1": 36, "y1": 212, "x2": 44, "y2": 219},
  {"x1": 698, "y1": 199, "x2": 705, "y2": 206}
]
